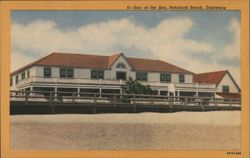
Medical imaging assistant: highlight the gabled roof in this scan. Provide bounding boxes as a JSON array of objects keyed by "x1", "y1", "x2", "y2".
[
  {"x1": 193, "y1": 70, "x2": 227, "y2": 85},
  {"x1": 107, "y1": 53, "x2": 122, "y2": 68},
  {"x1": 127, "y1": 57, "x2": 193, "y2": 73},
  {"x1": 11, "y1": 52, "x2": 194, "y2": 76},
  {"x1": 216, "y1": 92, "x2": 241, "y2": 99},
  {"x1": 193, "y1": 70, "x2": 240, "y2": 92}
]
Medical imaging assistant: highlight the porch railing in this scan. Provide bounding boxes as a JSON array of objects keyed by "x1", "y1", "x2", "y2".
[
  {"x1": 10, "y1": 90, "x2": 241, "y2": 107},
  {"x1": 15, "y1": 76, "x2": 216, "y2": 90}
]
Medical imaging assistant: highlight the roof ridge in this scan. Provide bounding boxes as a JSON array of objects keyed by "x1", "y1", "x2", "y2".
[
  {"x1": 196, "y1": 70, "x2": 227, "y2": 75},
  {"x1": 127, "y1": 57, "x2": 159, "y2": 61},
  {"x1": 52, "y1": 52, "x2": 110, "y2": 57}
]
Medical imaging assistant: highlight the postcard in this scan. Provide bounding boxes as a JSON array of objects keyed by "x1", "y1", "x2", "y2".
[{"x1": 0, "y1": 0, "x2": 249, "y2": 158}]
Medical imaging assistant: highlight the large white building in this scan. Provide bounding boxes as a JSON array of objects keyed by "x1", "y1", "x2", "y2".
[{"x1": 10, "y1": 52, "x2": 240, "y2": 98}]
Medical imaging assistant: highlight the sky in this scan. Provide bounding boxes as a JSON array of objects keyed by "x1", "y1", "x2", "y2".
[{"x1": 11, "y1": 11, "x2": 240, "y2": 84}]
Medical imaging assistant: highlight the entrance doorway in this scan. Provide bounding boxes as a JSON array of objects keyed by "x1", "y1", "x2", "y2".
[{"x1": 116, "y1": 71, "x2": 126, "y2": 80}]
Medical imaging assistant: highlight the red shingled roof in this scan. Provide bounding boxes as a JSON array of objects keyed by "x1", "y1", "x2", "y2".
[
  {"x1": 193, "y1": 70, "x2": 241, "y2": 92},
  {"x1": 107, "y1": 53, "x2": 122, "y2": 68},
  {"x1": 193, "y1": 70, "x2": 227, "y2": 85},
  {"x1": 11, "y1": 52, "x2": 193, "y2": 75},
  {"x1": 216, "y1": 92, "x2": 241, "y2": 99},
  {"x1": 37, "y1": 53, "x2": 109, "y2": 69},
  {"x1": 127, "y1": 57, "x2": 192, "y2": 73}
]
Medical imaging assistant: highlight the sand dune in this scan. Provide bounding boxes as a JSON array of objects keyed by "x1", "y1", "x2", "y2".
[{"x1": 11, "y1": 111, "x2": 240, "y2": 150}]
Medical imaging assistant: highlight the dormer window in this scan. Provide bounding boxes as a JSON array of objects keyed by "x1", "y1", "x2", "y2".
[{"x1": 116, "y1": 62, "x2": 126, "y2": 69}]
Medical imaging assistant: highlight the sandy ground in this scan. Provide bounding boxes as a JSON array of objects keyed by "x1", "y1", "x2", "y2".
[{"x1": 11, "y1": 111, "x2": 240, "y2": 150}]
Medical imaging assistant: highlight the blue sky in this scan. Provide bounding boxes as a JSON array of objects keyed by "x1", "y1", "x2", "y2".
[
  {"x1": 12, "y1": 11, "x2": 239, "y2": 47},
  {"x1": 11, "y1": 11, "x2": 240, "y2": 83}
]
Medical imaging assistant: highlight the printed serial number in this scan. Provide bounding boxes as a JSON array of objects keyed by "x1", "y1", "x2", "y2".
[{"x1": 226, "y1": 152, "x2": 241, "y2": 155}]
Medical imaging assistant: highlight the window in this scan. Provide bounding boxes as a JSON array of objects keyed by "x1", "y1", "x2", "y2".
[
  {"x1": 21, "y1": 72, "x2": 25, "y2": 80},
  {"x1": 116, "y1": 71, "x2": 126, "y2": 80},
  {"x1": 60, "y1": 67, "x2": 74, "y2": 78},
  {"x1": 10, "y1": 77, "x2": 13, "y2": 87},
  {"x1": 116, "y1": 62, "x2": 126, "y2": 69},
  {"x1": 222, "y1": 85, "x2": 230, "y2": 93},
  {"x1": 91, "y1": 70, "x2": 104, "y2": 79},
  {"x1": 160, "y1": 73, "x2": 171, "y2": 82},
  {"x1": 44, "y1": 67, "x2": 52, "y2": 77},
  {"x1": 67, "y1": 69, "x2": 74, "y2": 78},
  {"x1": 27, "y1": 70, "x2": 30, "y2": 78},
  {"x1": 179, "y1": 74, "x2": 185, "y2": 83},
  {"x1": 160, "y1": 91, "x2": 168, "y2": 96},
  {"x1": 60, "y1": 68, "x2": 66, "y2": 77},
  {"x1": 136, "y1": 72, "x2": 148, "y2": 81},
  {"x1": 15, "y1": 75, "x2": 18, "y2": 84}
]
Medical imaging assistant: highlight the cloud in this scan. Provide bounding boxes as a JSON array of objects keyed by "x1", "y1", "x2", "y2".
[
  {"x1": 11, "y1": 51, "x2": 36, "y2": 71},
  {"x1": 217, "y1": 18, "x2": 240, "y2": 84},
  {"x1": 12, "y1": 17, "x2": 213, "y2": 67},
  {"x1": 222, "y1": 18, "x2": 240, "y2": 60},
  {"x1": 11, "y1": 17, "x2": 240, "y2": 84}
]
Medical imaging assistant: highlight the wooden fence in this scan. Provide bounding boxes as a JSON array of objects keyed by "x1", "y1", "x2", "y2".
[{"x1": 10, "y1": 90, "x2": 241, "y2": 114}]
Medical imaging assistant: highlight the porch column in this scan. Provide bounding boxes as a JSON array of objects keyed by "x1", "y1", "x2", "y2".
[
  {"x1": 54, "y1": 87, "x2": 58, "y2": 101},
  {"x1": 77, "y1": 88, "x2": 80, "y2": 98},
  {"x1": 177, "y1": 91, "x2": 180, "y2": 97},
  {"x1": 30, "y1": 86, "x2": 33, "y2": 96},
  {"x1": 173, "y1": 91, "x2": 176, "y2": 102},
  {"x1": 99, "y1": 87, "x2": 102, "y2": 98}
]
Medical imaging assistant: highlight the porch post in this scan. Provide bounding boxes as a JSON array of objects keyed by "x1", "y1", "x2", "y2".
[
  {"x1": 177, "y1": 91, "x2": 180, "y2": 101},
  {"x1": 99, "y1": 87, "x2": 102, "y2": 98},
  {"x1": 196, "y1": 83, "x2": 198, "y2": 97},
  {"x1": 177, "y1": 91, "x2": 180, "y2": 97},
  {"x1": 30, "y1": 86, "x2": 33, "y2": 96},
  {"x1": 54, "y1": 87, "x2": 58, "y2": 101},
  {"x1": 77, "y1": 88, "x2": 80, "y2": 98}
]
